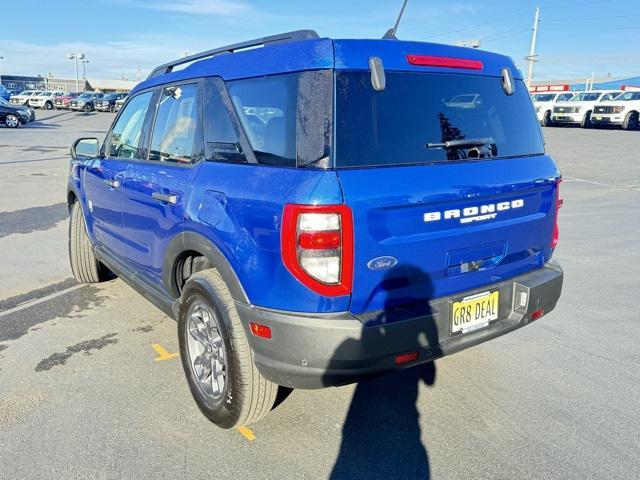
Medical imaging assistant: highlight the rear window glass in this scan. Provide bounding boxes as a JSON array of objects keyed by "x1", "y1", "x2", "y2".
[
  {"x1": 226, "y1": 71, "x2": 333, "y2": 168},
  {"x1": 335, "y1": 71, "x2": 544, "y2": 167}
]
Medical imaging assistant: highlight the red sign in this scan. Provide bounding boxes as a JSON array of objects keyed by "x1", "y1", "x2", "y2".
[
  {"x1": 621, "y1": 85, "x2": 640, "y2": 91},
  {"x1": 530, "y1": 84, "x2": 570, "y2": 92}
]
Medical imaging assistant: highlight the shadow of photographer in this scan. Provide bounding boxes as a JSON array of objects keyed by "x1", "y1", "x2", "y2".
[{"x1": 325, "y1": 265, "x2": 439, "y2": 480}]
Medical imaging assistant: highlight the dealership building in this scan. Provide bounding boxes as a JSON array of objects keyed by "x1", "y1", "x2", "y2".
[{"x1": 0, "y1": 74, "x2": 137, "y2": 93}]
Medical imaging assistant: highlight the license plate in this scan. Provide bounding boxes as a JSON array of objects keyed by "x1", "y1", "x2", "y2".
[{"x1": 451, "y1": 290, "x2": 499, "y2": 334}]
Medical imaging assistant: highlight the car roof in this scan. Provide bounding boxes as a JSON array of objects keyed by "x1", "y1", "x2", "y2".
[{"x1": 132, "y1": 34, "x2": 520, "y2": 95}]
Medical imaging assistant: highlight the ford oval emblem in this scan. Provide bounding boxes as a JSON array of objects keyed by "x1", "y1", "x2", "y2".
[{"x1": 367, "y1": 256, "x2": 398, "y2": 271}]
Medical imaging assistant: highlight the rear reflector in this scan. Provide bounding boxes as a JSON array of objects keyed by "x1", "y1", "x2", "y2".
[
  {"x1": 531, "y1": 308, "x2": 545, "y2": 321},
  {"x1": 298, "y1": 231, "x2": 341, "y2": 250},
  {"x1": 395, "y1": 352, "x2": 419, "y2": 365},
  {"x1": 250, "y1": 323, "x2": 272, "y2": 339},
  {"x1": 406, "y1": 54, "x2": 484, "y2": 70}
]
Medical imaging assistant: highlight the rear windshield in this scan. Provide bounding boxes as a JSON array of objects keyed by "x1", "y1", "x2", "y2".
[{"x1": 335, "y1": 71, "x2": 544, "y2": 167}]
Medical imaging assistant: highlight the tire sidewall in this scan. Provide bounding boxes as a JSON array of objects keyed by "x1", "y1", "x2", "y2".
[
  {"x1": 582, "y1": 111, "x2": 592, "y2": 128},
  {"x1": 624, "y1": 112, "x2": 638, "y2": 130},
  {"x1": 178, "y1": 280, "x2": 242, "y2": 428}
]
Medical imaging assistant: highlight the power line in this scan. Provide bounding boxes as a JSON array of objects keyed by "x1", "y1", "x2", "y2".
[{"x1": 419, "y1": 8, "x2": 530, "y2": 40}]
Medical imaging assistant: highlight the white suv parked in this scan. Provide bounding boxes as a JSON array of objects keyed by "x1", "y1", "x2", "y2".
[
  {"x1": 29, "y1": 91, "x2": 66, "y2": 110},
  {"x1": 551, "y1": 90, "x2": 621, "y2": 128},
  {"x1": 591, "y1": 90, "x2": 640, "y2": 130},
  {"x1": 9, "y1": 90, "x2": 41, "y2": 106},
  {"x1": 531, "y1": 91, "x2": 575, "y2": 126}
]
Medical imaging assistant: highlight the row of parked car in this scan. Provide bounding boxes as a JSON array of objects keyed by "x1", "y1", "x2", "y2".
[
  {"x1": 531, "y1": 88, "x2": 640, "y2": 130},
  {"x1": 7, "y1": 90, "x2": 128, "y2": 113}
]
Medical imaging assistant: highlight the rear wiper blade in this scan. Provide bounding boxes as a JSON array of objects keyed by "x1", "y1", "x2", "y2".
[{"x1": 426, "y1": 137, "x2": 495, "y2": 149}]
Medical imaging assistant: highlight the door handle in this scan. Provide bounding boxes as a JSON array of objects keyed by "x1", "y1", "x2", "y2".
[
  {"x1": 152, "y1": 192, "x2": 178, "y2": 205},
  {"x1": 104, "y1": 178, "x2": 120, "y2": 188}
]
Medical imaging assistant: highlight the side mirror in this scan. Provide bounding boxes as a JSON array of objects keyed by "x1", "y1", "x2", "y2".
[{"x1": 71, "y1": 137, "x2": 100, "y2": 160}]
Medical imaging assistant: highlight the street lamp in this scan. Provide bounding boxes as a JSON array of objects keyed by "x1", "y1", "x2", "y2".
[
  {"x1": 81, "y1": 59, "x2": 90, "y2": 80},
  {"x1": 66, "y1": 53, "x2": 85, "y2": 92}
]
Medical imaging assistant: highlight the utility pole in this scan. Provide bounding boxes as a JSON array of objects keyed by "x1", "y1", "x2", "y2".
[{"x1": 525, "y1": 7, "x2": 540, "y2": 89}]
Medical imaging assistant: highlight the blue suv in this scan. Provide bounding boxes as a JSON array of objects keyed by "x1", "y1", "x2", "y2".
[{"x1": 67, "y1": 30, "x2": 564, "y2": 428}]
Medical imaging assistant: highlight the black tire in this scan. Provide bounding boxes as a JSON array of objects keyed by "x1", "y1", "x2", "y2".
[
  {"x1": 83, "y1": 104, "x2": 92, "y2": 112},
  {"x1": 541, "y1": 110, "x2": 553, "y2": 127},
  {"x1": 622, "y1": 111, "x2": 639, "y2": 131},
  {"x1": 178, "y1": 269, "x2": 278, "y2": 429},
  {"x1": 109, "y1": 105, "x2": 115, "y2": 113},
  {"x1": 45, "y1": 101, "x2": 53, "y2": 110},
  {"x1": 4, "y1": 114, "x2": 19, "y2": 128},
  {"x1": 68, "y1": 201, "x2": 109, "y2": 283},
  {"x1": 581, "y1": 111, "x2": 592, "y2": 128}
]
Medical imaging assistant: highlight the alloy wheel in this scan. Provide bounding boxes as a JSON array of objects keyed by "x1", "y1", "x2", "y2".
[{"x1": 186, "y1": 301, "x2": 227, "y2": 401}]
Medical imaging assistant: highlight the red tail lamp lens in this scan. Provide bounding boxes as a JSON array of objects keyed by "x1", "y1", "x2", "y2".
[
  {"x1": 298, "y1": 231, "x2": 341, "y2": 250},
  {"x1": 551, "y1": 179, "x2": 563, "y2": 249},
  {"x1": 281, "y1": 204, "x2": 354, "y2": 297},
  {"x1": 406, "y1": 54, "x2": 484, "y2": 70}
]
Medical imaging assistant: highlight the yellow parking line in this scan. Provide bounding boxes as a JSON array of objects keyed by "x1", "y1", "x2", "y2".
[
  {"x1": 151, "y1": 343, "x2": 179, "y2": 362},
  {"x1": 237, "y1": 426, "x2": 256, "y2": 441}
]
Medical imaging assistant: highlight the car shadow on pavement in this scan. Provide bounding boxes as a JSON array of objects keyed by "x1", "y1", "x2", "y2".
[{"x1": 326, "y1": 265, "x2": 439, "y2": 480}]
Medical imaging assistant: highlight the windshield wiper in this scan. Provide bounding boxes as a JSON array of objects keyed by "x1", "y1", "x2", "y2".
[{"x1": 426, "y1": 137, "x2": 495, "y2": 149}]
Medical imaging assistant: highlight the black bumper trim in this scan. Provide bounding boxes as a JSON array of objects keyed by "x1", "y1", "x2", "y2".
[{"x1": 237, "y1": 263, "x2": 563, "y2": 389}]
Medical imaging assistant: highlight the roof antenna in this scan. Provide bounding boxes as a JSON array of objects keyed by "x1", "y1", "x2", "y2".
[{"x1": 383, "y1": 0, "x2": 409, "y2": 39}]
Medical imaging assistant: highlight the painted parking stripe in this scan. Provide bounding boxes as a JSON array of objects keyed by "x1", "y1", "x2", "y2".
[
  {"x1": 237, "y1": 427, "x2": 256, "y2": 441},
  {"x1": 0, "y1": 284, "x2": 84, "y2": 318},
  {"x1": 151, "y1": 343, "x2": 179, "y2": 362}
]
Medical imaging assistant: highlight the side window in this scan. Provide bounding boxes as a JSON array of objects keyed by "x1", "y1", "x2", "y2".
[
  {"x1": 227, "y1": 74, "x2": 297, "y2": 166},
  {"x1": 108, "y1": 91, "x2": 153, "y2": 159},
  {"x1": 149, "y1": 83, "x2": 199, "y2": 163},
  {"x1": 203, "y1": 77, "x2": 246, "y2": 163}
]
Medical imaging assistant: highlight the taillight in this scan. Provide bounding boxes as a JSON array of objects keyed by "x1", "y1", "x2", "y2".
[
  {"x1": 551, "y1": 179, "x2": 563, "y2": 249},
  {"x1": 281, "y1": 204, "x2": 353, "y2": 297}
]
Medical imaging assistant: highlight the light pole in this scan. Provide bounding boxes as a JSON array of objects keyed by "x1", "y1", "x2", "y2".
[
  {"x1": 66, "y1": 53, "x2": 85, "y2": 92},
  {"x1": 81, "y1": 59, "x2": 90, "y2": 80}
]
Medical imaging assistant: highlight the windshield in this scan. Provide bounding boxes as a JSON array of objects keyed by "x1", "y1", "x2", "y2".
[
  {"x1": 335, "y1": 71, "x2": 544, "y2": 167},
  {"x1": 18, "y1": 91, "x2": 34, "y2": 96},
  {"x1": 570, "y1": 92, "x2": 601, "y2": 102},
  {"x1": 616, "y1": 91, "x2": 640, "y2": 101},
  {"x1": 0, "y1": 98, "x2": 13, "y2": 107},
  {"x1": 532, "y1": 93, "x2": 555, "y2": 102},
  {"x1": 600, "y1": 92, "x2": 621, "y2": 101},
  {"x1": 78, "y1": 93, "x2": 91, "y2": 98}
]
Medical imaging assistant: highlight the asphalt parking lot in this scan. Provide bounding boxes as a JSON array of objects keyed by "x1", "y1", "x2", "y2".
[{"x1": 1, "y1": 109, "x2": 639, "y2": 479}]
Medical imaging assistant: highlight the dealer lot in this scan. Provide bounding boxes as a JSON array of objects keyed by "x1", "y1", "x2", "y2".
[{"x1": 1, "y1": 110, "x2": 639, "y2": 479}]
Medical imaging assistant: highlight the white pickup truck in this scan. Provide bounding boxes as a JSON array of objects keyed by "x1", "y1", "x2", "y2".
[
  {"x1": 590, "y1": 90, "x2": 640, "y2": 130},
  {"x1": 551, "y1": 90, "x2": 621, "y2": 128},
  {"x1": 29, "y1": 91, "x2": 66, "y2": 110},
  {"x1": 531, "y1": 91, "x2": 575, "y2": 126}
]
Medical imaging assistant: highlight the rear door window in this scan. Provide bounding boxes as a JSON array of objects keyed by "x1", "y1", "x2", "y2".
[
  {"x1": 335, "y1": 71, "x2": 544, "y2": 167},
  {"x1": 149, "y1": 83, "x2": 199, "y2": 163}
]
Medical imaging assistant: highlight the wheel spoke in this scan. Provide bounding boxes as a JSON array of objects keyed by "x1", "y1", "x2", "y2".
[
  {"x1": 188, "y1": 312, "x2": 209, "y2": 347},
  {"x1": 193, "y1": 352, "x2": 211, "y2": 382}
]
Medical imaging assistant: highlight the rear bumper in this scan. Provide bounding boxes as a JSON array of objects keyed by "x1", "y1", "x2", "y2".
[{"x1": 237, "y1": 262, "x2": 563, "y2": 389}]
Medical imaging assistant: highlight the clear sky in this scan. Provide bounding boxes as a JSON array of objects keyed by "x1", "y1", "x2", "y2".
[{"x1": 1, "y1": 0, "x2": 638, "y2": 83}]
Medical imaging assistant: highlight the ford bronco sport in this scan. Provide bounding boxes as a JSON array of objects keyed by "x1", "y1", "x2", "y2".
[{"x1": 67, "y1": 30, "x2": 564, "y2": 428}]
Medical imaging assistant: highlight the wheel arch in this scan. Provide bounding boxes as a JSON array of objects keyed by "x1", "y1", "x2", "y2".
[{"x1": 163, "y1": 232, "x2": 249, "y2": 304}]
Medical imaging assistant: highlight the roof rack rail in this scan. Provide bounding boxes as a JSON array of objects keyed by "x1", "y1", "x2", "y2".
[{"x1": 147, "y1": 30, "x2": 320, "y2": 80}]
